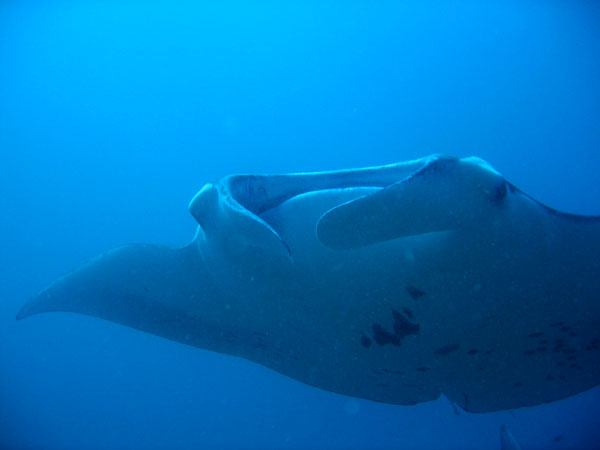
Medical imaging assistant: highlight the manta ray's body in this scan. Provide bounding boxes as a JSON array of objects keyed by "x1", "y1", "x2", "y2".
[{"x1": 18, "y1": 155, "x2": 600, "y2": 412}]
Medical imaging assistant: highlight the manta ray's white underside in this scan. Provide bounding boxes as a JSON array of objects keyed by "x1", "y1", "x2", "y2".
[{"x1": 17, "y1": 155, "x2": 600, "y2": 412}]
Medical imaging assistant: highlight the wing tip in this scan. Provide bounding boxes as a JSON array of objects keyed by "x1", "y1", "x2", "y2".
[{"x1": 16, "y1": 300, "x2": 37, "y2": 320}]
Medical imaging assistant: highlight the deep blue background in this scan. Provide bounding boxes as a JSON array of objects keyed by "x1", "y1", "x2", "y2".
[{"x1": 1, "y1": 1, "x2": 599, "y2": 448}]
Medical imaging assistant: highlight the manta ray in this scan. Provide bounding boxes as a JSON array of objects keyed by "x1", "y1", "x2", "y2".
[{"x1": 17, "y1": 155, "x2": 600, "y2": 413}]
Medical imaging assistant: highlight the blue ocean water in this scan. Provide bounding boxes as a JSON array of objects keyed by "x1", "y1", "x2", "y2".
[{"x1": 1, "y1": 1, "x2": 599, "y2": 449}]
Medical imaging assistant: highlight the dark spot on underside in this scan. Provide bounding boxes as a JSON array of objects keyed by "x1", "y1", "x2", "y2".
[
  {"x1": 467, "y1": 349, "x2": 479, "y2": 355},
  {"x1": 372, "y1": 324, "x2": 395, "y2": 346},
  {"x1": 553, "y1": 435, "x2": 564, "y2": 443},
  {"x1": 381, "y1": 369, "x2": 405, "y2": 375},
  {"x1": 406, "y1": 285, "x2": 426, "y2": 300},
  {"x1": 372, "y1": 309, "x2": 419, "y2": 347},
  {"x1": 528, "y1": 332, "x2": 543, "y2": 338},
  {"x1": 434, "y1": 344, "x2": 460, "y2": 355},
  {"x1": 360, "y1": 332, "x2": 372, "y2": 348}
]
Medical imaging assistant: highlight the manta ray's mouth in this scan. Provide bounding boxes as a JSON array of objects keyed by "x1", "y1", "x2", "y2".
[
  {"x1": 188, "y1": 155, "x2": 517, "y2": 255},
  {"x1": 187, "y1": 156, "x2": 439, "y2": 257},
  {"x1": 222, "y1": 156, "x2": 439, "y2": 217}
]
